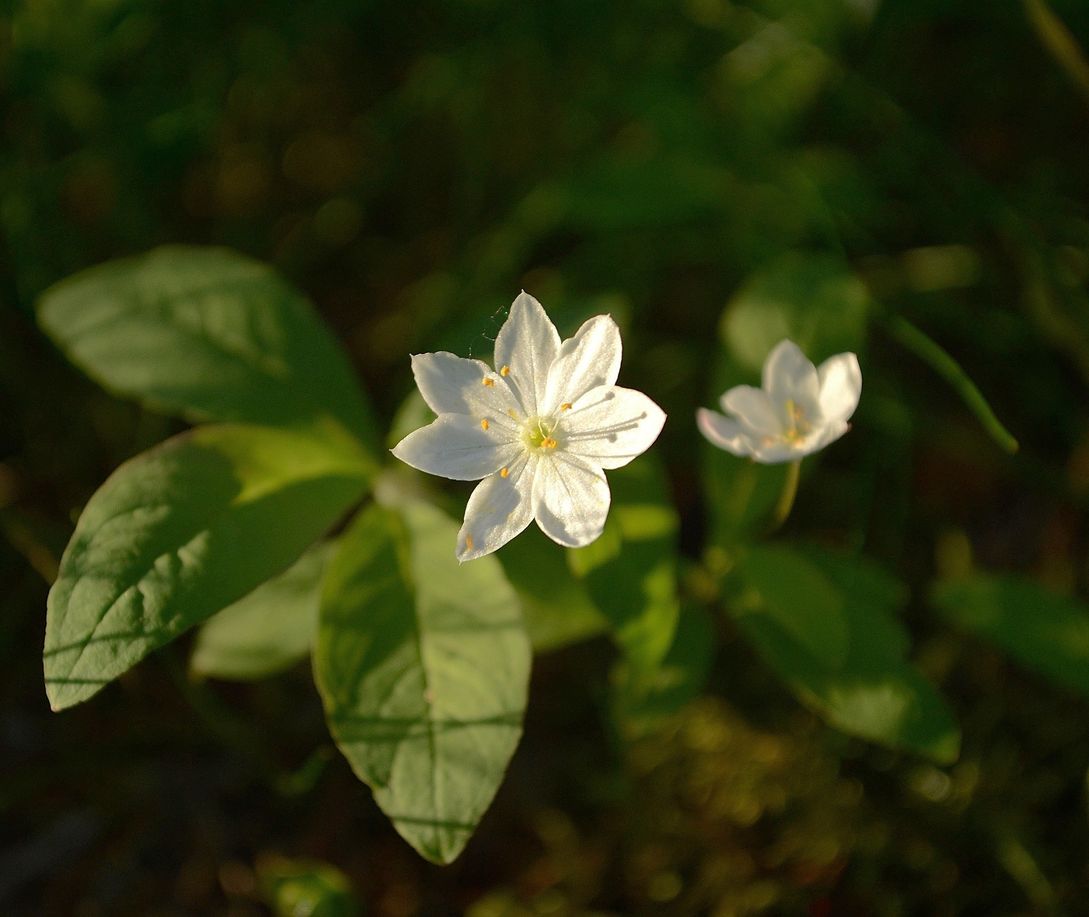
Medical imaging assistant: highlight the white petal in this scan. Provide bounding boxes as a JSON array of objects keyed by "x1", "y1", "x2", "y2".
[
  {"x1": 456, "y1": 454, "x2": 535, "y2": 561},
  {"x1": 532, "y1": 452, "x2": 610, "y2": 548},
  {"x1": 817, "y1": 352, "x2": 862, "y2": 424},
  {"x1": 562, "y1": 385, "x2": 665, "y2": 470},
  {"x1": 804, "y1": 419, "x2": 851, "y2": 455},
  {"x1": 493, "y1": 291, "x2": 560, "y2": 416},
  {"x1": 721, "y1": 385, "x2": 782, "y2": 437},
  {"x1": 391, "y1": 414, "x2": 520, "y2": 481},
  {"x1": 410, "y1": 352, "x2": 521, "y2": 430},
  {"x1": 542, "y1": 314, "x2": 622, "y2": 414},
  {"x1": 763, "y1": 339, "x2": 820, "y2": 409},
  {"x1": 696, "y1": 408, "x2": 757, "y2": 457},
  {"x1": 749, "y1": 440, "x2": 804, "y2": 464}
]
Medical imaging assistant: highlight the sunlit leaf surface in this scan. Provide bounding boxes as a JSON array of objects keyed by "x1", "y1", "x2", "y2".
[
  {"x1": 45, "y1": 424, "x2": 371, "y2": 711},
  {"x1": 38, "y1": 246, "x2": 380, "y2": 451},
  {"x1": 315, "y1": 500, "x2": 530, "y2": 864}
]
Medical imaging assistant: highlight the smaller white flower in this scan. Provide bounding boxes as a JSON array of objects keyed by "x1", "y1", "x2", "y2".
[
  {"x1": 393, "y1": 291, "x2": 667, "y2": 561},
  {"x1": 697, "y1": 339, "x2": 861, "y2": 464}
]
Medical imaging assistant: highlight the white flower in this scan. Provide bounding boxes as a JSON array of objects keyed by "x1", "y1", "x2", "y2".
[
  {"x1": 392, "y1": 291, "x2": 667, "y2": 561},
  {"x1": 697, "y1": 339, "x2": 861, "y2": 464}
]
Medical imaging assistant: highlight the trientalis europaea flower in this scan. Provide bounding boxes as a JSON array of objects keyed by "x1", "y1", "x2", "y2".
[
  {"x1": 393, "y1": 291, "x2": 667, "y2": 560},
  {"x1": 697, "y1": 338, "x2": 861, "y2": 463}
]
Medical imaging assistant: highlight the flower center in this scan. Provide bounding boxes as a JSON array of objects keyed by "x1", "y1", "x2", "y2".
[
  {"x1": 522, "y1": 415, "x2": 560, "y2": 451},
  {"x1": 782, "y1": 399, "x2": 812, "y2": 444}
]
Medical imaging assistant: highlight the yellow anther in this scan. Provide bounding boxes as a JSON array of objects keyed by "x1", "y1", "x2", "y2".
[
  {"x1": 500, "y1": 365, "x2": 511, "y2": 377},
  {"x1": 561, "y1": 402, "x2": 573, "y2": 411},
  {"x1": 500, "y1": 467, "x2": 509, "y2": 478},
  {"x1": 480, "y1": 418, "x2": 490, "y2": 431},
  {"x1": 465, "y1": 533, "x2": 474, "y2": 551},
  {"x1": 541, "y1": 437, "x2": 558, "y2": 449},
  {"x1": 482, "y1": 377, "x2": 495, "y2": 387}
]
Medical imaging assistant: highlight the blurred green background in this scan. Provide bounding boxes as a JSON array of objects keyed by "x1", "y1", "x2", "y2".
[{"x1": 4, "y1": 0, "x2": 1089, "y2": 913}]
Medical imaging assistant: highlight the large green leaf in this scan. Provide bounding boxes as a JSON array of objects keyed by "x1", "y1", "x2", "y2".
[
  {"x1": 568, "y1": 457, "x2": 680, "y2": 674},
  {"x1": 931, "y1": 573, "x2": 1089, "y2": 696},
  {"x1": 731, "y1": 546, "x2": 960, "y2": 763},
  {"x1": 190, "y1": 540, "x2": 336, "y2": 681},
  {"x1": 44, "y1": 424, "x2": 370, "y2": 711},
  {"x1": 38, "y1": 246, "x2": 379, "y2": 449},
  {"x1": 315, "y1": 500, "x2": 530, "y2": 864}
]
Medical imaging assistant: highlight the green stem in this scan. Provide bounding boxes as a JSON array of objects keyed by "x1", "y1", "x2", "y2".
[
  {"x1": 886, "y1": 315, "x2": 1020, "y2": 454},
  {"x1": 769, "y1": 460, "x2": 802, "y2": 533}
]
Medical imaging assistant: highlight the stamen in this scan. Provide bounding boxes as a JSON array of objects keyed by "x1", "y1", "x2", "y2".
[
  {"x1": 541, "y1": 437, "x2": 558, "y2": 449},
  {"x1": 465, "y1": 533, "x2": 474, "y2": 551},
  {"x1": 500, "y1": 467, "x2": 509, "y2": 478},
  {"x1": 508, "y1": 409, "x2": 519, "y2": 420},
  {"x1": 561, "y1": 402, "x2": 573, "y2": 411},
  {"x1": 480, "y1": 419, "x2": 490, "y2": 431},
  {"x1": 500, "y1": 365, "x2": 511, "y2": 377},
  {"x1": 482, "y1": 377, "x2": 495, "y2": 387}
]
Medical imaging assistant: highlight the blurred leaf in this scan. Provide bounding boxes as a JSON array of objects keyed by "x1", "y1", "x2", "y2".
[
  {"x1": 44, "y1": 424, "x2": 371, "y2": 712},
  {"x1": 721, "y1": 251, "x2": 871, "y2": 371},
  {"x1": 568, "y1": 457, "x2": 680, "y2": 674},
  {"x1": 732, "y1": 546, "x2": 960, "y2": 763},
  {"x1": 315, "y1": 500, "x2": 530, "y2": 864},
  {"x1": 258, "y1": 856, "x2": 360, "y2": 917},
  {"x1": 931, "y1": 573, "x2": 1089, "y2": 696},
  {"x1": 190, "y1": 540, "x2": 336, "y2": 681},
  {"x1": 37, "y1": 246, "x2": 381, "y2": 452},
  {"x1": 498, "y1": 525, "x2": 607, "y2": 653},
  {"x1": 736, "y1": 544, "x2": 849, "y2": 667},
  {"x1": 612, "y1": 602, "x2": 716, "y2": 734}
]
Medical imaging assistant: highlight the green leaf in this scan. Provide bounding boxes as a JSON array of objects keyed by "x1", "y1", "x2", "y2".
[
  {"x1": 44, "y1": 424, "x2": 370, "y2": 711},
  {"x1": 736, "y1": 544, "x2": 849, "y2": 667},
  {"x1": 315, "y1": 500, "x2": 530, "y2": 864},
  {"x1": 731, "y1": 546, "x2": 960, "y2": 763},
  {"x1": 190, "y1": 540, "x2": 336, "y2": 681},
  {"x1": 497, "y1": 525, "x2": 607, "y2": 653},
  {"x1": 721, "y1": 252, "x2": 870, "y2": 374},
  {"x1": 931, "y1": 573, "x2": 1089, "y2": 696},
  {"x1": 612, "y1": 602, "x2": 716, "y2": 735},
  {"x1": 258, "y1": 857, "x2": 360, "y2": 917},
  {"x1": 38, "y1": 246, "x2": 380, "y2": 450},
  {"x1": 568, "y1": 457, "x2": 680, "y2": 674}
]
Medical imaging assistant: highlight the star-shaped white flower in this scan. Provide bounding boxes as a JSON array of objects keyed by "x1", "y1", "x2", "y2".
[
  {"x1": 697, "y1": 339, "x2": 861, "y2": 464},
  {"x1": 393, "y1": 291, "x2": 667, "y2": 561}
]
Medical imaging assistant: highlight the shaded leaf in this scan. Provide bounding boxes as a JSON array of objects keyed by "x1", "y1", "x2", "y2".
[
  {"x1": 731, "y1": 546, "x2": 960, "y2": 763},
  {"x1": 568, "y1": 457, "x2": 680, "y2": 674},
  {"x1": 38, "y1": 246, "x2": 380, "y2": 450},
  {"x1": 45, "y1": 424, "x2": 371, "y2": 711},
  {"x1": 190, "y1": 541, "x2": 336, "y2": 681},
  {"x1": 736, "y1": 544, "x2": 849, "y2": 667},
  {"x1": 612, "y1": 602, "x2": 716, "y2": 735},
  {"x1": 258, "y1": 856, "x2": 360, "y2": 917},
  {"x1": 931, "y1": 573, "x2": 1089, "y2": 696},
  {"x1": 498, "y1": 525, "x2": 607, "y2": 653},
  {"x1": 315, "y1": 500, "x2": 530, "y2": 864}
]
